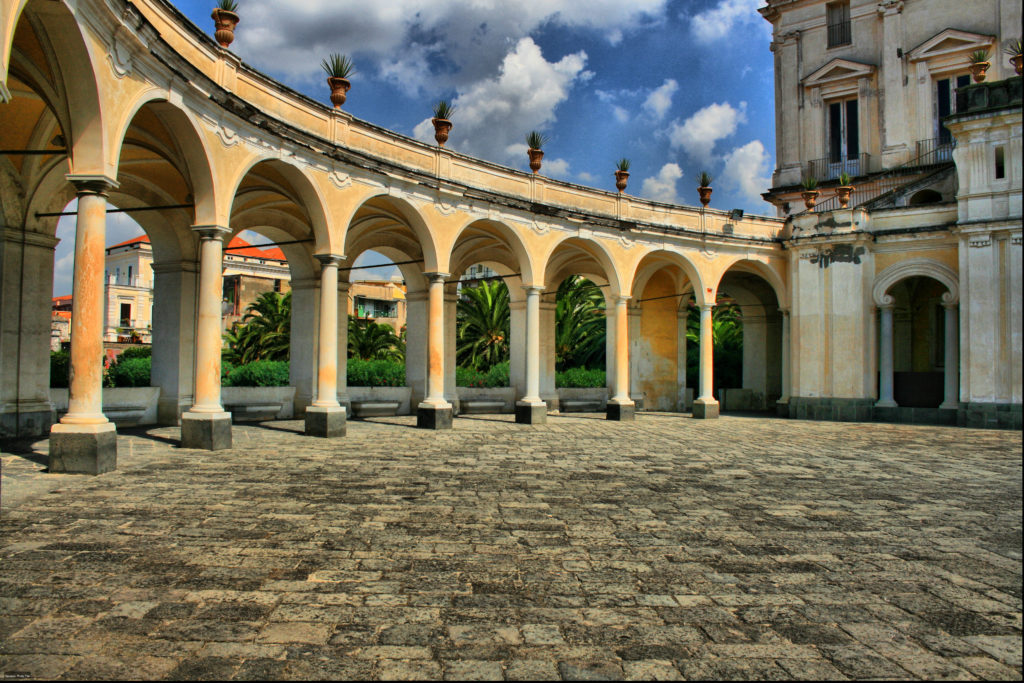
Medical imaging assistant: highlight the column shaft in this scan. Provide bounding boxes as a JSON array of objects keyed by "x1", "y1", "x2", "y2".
[
  {"x1": 693, "y1": 303, "x2": 719, "y2": 418},
  {"x1": 606, "y1": 295, "x2": 635, "y2": 421},
  {"x1": 876, "y1": 305, "x2": 897, "y2": 407},
  {"x1": 780, "y1": 309, "x2": 791, "y2": 402},
  {"x1": 524, "y1": 287, "x2": 542, "y2": 402},
  {"x1": 314, "y1": 258, "x2": 341, "y2": 407},
  {"x1": 940, "y1": 304, "x2": 959, "y2": 410},
  {"x1": 191, "y1": 228, "x2": 229, "y2": 412},
  {"x1": 425, "y1": 274, "x2": 447, "y2": 404}
]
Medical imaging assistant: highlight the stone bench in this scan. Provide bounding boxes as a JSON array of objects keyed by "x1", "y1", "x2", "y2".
[
  {"x1": 351, "y1": 401, "x2": 401, "y2": 418},
  {"x1": 459, "y1": 400, "x2": 507, "y2": 414},
  {"x1": 224, "y1": 403, "x2": 283, "y2": 422},
  {"x1": 560, "y1": 399, "x2": 604, "y2": 413}
]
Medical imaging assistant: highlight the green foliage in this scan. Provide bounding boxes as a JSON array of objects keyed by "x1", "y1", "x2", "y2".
[
  {"x1": 50, "y1": 350, "x2": 70, "y2": 388},
  {"x1": 225, "y1": 360, "x2": 290, "y2": 387},
  {"x1": 432, "y1": 100, "x2": 455, "y2": 119},
  {"x1": 456, "y1": 279, "x2": 510, "y2": 372},
  {"x1": 215, "y1": 0, "x2": 238, "y2": 12},
  {"x1": 1005, "y1": 38, "x2": 1023, "y2": 56},
  {"x1": 456, "y1": 361, "x2": 509, "y2": 388},
  {"x1": 106, "y1": 357, "x2": 152, "y2": 388},
  {"x1": 221, "y1": 359, "x2": 234, "y2": 383},
  {"x1": 685, "y1": 301, "x2": 743, "y2": 394},
  {"x1": 969, "y1": 49, "x2": 989, "y2": 63},
  {"x1": 526, "y1": 131, "x2": 549, "y2": 150},
  {"x1": 223, "y1": 291, "x2": 291, "y2": 365},
  {"x1": 555, "y1": 276, "x2": 606, "y2": 371},
  {"x1": 556, "y1": 367, "x2": 606, "y2": 388},
  {"x1": 119, "y1": 346, "x2": 152, "y2": 360},
  {"x1": 698, "y1": 171, "x2": 713, "y2": 187},
  {"x1": 346, "y1": 359, "x2": 406, "y2": 387},
  {"x1": 321, "y1": 53, "x2": 355, "y2": 78},
  {"x1": 801, "y1": 176, "x2": 818, "y2": 191},
  {"x1": 838, "y1": 172, "x2": 851, "y2": 186},
  {"x1": 616, "y1": 158, "x2": 631, "y2": 172},
  {"x1": 348, "y1": 319, "x2": 404, "y2": 361}
]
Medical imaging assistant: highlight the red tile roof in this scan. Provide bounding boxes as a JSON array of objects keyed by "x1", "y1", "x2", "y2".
[{"x1": 107, "y1": 234, "x2": 286, "y2": 261}]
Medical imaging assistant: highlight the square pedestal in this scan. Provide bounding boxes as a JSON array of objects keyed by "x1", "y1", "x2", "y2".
[
  {"x1": 515, "y1": 401, "x2": 547, "y2": 424},
  {"x1": 305, "y1": 405, "x2": 346, "y2": 438},
  {"x1": 181, "y1": 411, "x2": 232, "y2": 450},
  {"x1": 417, "y1": 404, "x2": 453, "y2": 430},
  {"x1": 606, "y1": 402, "x2": 635, "y2": 421},
  {"x1": 49, "y1": 422, "x2": 117, "y2": 474},
  {"x1": 692, "y1": 398, "x2": 719, "y2": 419}
]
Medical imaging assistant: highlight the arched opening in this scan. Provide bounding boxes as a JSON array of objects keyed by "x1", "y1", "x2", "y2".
[
  {"x1": 885, "y1": 276, "x2": 950, "y2": 408},
  {"x1": 343, "y1": 195, "x2": 436, "y2": 416},
  {"x1": 713, "y1": 267, "x2": 784, "y2": 412},
  {"x1": 908, "y1": 189, "x2": 943, "y2": 206},
  {"x1": 544, "y1": 238, "x2": 617, "y2": 413}
]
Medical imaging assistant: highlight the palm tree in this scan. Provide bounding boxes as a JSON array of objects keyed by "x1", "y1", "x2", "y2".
[
  {"x1": 223, "y1": 291, "x2": 291, "y2": 364},
  {"x1": 555, "y1": 276, "x2": 606, "y2": 370},
  {"x1": 456, "y1": 279, "x2": 510, "y2": 371},
  {"x1": 348, "y1": 319, "x2": 404, "y2": 361},
  {"x1": 685, "y1": 300, "x2": 743, "y2": 392}
]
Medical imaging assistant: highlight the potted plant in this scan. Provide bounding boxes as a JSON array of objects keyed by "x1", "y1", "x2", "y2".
[
  {"x1": 614, "y1": 158, "x2": 630, "y2": 193},
  {"x1": 801, "y1": 176, "x2": 820, "y2": 210},
  {"x1": 968, "y1": 49, "x2": 991, "y2": 83},
  {"x1": 1005, "y1": 38, "x2": 1023, "y2": 76},
  {"x1": 697, "y1": 172, "x2": 713, "y2": 207},
  {"x1": 321, "y1": 54, "x2": 355, "y2": 109},
  {"x1": 526, "y1": 131, "x2": 549, "y2": 174},
  {"x1": 836, "y1": 172, "x2": 854, "y2": 209},
  {"x1": 432, "y1": 101, "x2": 455, "y2": 147},
  {"x1": 211, "y1": 0, "x2": 239, "y2": 49}
]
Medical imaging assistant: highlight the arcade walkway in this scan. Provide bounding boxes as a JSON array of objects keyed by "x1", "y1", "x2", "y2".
[{"x1": 1, "y1": 415, "x2": 1020, "y2": 680}]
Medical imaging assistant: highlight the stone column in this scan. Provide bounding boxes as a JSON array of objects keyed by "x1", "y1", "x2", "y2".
[
  {"x1": 539, "y1": 299, "x2": 558, "y2": 410},
  {"x1": 628, "y1": 304, "x2": 643, "y2": 408},
  {"x1": 180, "y1": 225, "x2": 232, "y2": 450},
  {"x1": 444, "y1": 287, "x2": 459, "y2": 412},
  {"x1": 777, "y1": 308, "x2": 791, "y2": 416},
  {"x1": 306, "y1": 255, "x2": 346, "y2": 437},
  {"x1": 416, "y1": 272, "x2": 453, "y2": 429},
  {"x1": 288, "y1": 277, "x2": 318, "y2": 416},
  {"x1": 50, "y1": 178, "x2": 118, "y2": 473},
  {"x1": 151, "y1": 261, "x2": 198, "y2": 425},
  {"x1": 939, "y1": 303, "x2": 959, "y2": 410},
  {"x1": 337, "y1": 281, "x2": 350, "y2": 413},
  {"x1": 693, "y1": 303, "x2": 719, "y2": 419},
  {"x1": 875, "y1": 304, "x2": 897, "y2": 408},
  {"x1": 676, "y1": 305, "x2": 689, "y2": 411},
  {"x1": 879, "y1": 0, "x2": 909, "y2": 167},
  {"x1": 516, "y1": 285, "x2": 546, "y2": 424},
  {"x1": 606, "y1": 294, "x2": 635, "y2": 421}
]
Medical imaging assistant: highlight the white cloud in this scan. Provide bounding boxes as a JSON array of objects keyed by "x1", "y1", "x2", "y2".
[
  {"x1": 412, "y1": 38, "x2": 588, "y2": 165},
  {"x1": 688, "y1": 0, "x2": 770, "y2": 45},
  {"x1": 640, "y1": 163, "x2": 683, "y2": 203},
  {"x1": 667, "y1": 101, "x2": 747, "y2": 164},
  {"x1": 543, "y1": 158, "x2": 571, "y2": 178},
  {"x1": 576, "y1": 171, "x2": 596, "y2": 183},
  {"x1": 721, "y1": 139, "x2": 772, "y2": 204},
  {"x1": 612, "y1": 105, "x2": 630, "y2": 123},
  {"x1": 642, "y1": 79, "x2": 677, "y2": 121}
]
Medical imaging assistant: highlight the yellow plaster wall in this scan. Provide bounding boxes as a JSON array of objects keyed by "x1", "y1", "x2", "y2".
[{"x1": 637, "y1": 270, "x2": 678, "y2": 410}]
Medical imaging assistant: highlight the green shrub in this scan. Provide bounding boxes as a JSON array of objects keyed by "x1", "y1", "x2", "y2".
[
  {"x1": 456, "y1": 361, "x2": 509, "y2": 388},
  {"x1": 50, "y1": 350, "x2": 70, "y2": 388},
  {"x1": 556, "y1": 367, "x2": 606, "y2": 388},
  {"x1": 106, "y1": 357, "x2": 152, "y2": 388},
  {"x1": 221, "y1": 359, "x2": 235, "y2": 384},
  {"x1": 119, "y1": 345, "x2": 152, "y2": 360},
  {"x1": 347, "y1": 359, "x2": 405, "y2": 387},
  {"x1": 226, "y1": 360, "x2": 290, "y2": 387}
]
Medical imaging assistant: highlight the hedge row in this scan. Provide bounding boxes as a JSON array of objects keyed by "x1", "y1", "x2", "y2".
[
  {"x1": 555, "y1": 367, "x2": 606, "y2": 388},
  {"x1": 456, "y1": 362, "x2": 509, "y2": 388}
]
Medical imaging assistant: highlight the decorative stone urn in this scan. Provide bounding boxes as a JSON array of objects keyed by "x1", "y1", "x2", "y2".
[
  {"x1": 1011, "y1": 53, "x2": 1023, "y2": 76},
  {"x1": 210, "y1": 9, "x2": 239, "y2": 49},
  {"x1": 802, "y1": 190, "x2": 820, "y2": 210},
  {"x1": 969, "y1": 61, "x2": 991, "y2": 83},
  {"x1": 327, "y1": 77, "x2": 351, "y2": 109},
  {"x1": 528, "y1": 148, "x2": 544, "y2": 174},
  {"x1": 698, "y1": 186, "x2": 712, "y2": 207},
  {"x1": 836, "y1": 184, "x2": 854, "y2": 209},
  {"x1": 614, "y1": 170, "x2": 629, "y2": 193},
  {"x1": 432, "y1": 118, "x2": 452, "y2": 147}
]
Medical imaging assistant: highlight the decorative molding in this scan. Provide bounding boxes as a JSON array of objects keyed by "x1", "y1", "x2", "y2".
[
  {"x1": 968, "y1": 236, "x2": 992, "y2": 248},
  {"x1": 214, "y1": 123, "x2": 239, "y2": 148},
  {"x1": 1010, "y1": 234, "x2": 1021, "y2": 246},
  {"x1": 327, "y1": 170, "x2": 351, "y2": 190},
  {"x1": 872, "y1": 258, "x2": 959, "y2": 306}
]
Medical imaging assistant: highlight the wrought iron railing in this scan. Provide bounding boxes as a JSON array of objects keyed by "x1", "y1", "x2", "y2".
[
  {"x1": 915, "y1": 137, "x2": 955, "y2": 165},
  {"x1": 827, "y1": 20, "x2": 851, "y2": 48},
  {"x1": 807, "y1": 153, "x2": 869, "y2": 181}
]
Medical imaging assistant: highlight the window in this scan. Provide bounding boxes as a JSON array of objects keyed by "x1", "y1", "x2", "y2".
[
  {"x1": 995, "y1": 146, "x2": 1005, "y2": 179},
  {"x1": 127, "y1": 265, "x2": 132, "y2": 284},
  {"x1": 936, "y1": 74, "x2": 970, "y2": 145},
  {"x1": 273, "y1": 279, "x2": 281, "y2": 293},
  {"x1": 826, "y1": 1, "x2": 851, "y2": 48},
  {"x1": 827, "y1": 98, "x2": 859, "y2": 174},
  {"x1": 119, "y1": 303, "x2": 132, "y2": 326}
]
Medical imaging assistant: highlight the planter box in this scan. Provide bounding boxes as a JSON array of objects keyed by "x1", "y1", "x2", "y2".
[
  {"x1": 556, "y1": 387, "x2": 609, "y2": 413},
  {"x1": 347, "y1": 386, "x2": 412, "y2": 417},
  {"x1": 50, "y1": 387, "x2": 161, "y2": 427},
  {"x1": 222, "y1": 386, "x2": 295, "y2": 421},
  {"x1": 456, "y1": 387, "x2": 516, "y2": 414}
]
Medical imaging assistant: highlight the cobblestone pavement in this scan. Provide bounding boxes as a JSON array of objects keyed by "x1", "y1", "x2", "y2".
[{"x1": 1, "y1": 414, "x2": 1021, "y2": 681}]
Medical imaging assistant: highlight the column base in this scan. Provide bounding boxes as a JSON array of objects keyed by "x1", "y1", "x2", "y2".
[
  {"x1": 416, "y1": 403, "x2": 453, "y2": 430},
  {"x1": 692, "y1": 398, "x2": 719, "y2": 419},
  {"x1": 515, "y1": 401, "x2": 547, "y2": 424},
  {"x1": 181, "y1": 411, "x2": 232, "y2": 450},
  {"x1": 305, "y1": 405, "x2": 346, "y2": 438},
  {"x1": 49, "y1": 422, "x2": 117, "y2": 474},
  {"x1": 874, "y1": 400, "x2": 898, "y2": 408},
  {"x1": 775, "y1": 399, "x2": 790, "y2": 418},
  {"x1": 606, "y1": 401, "x2": 635, "y2": 421}
]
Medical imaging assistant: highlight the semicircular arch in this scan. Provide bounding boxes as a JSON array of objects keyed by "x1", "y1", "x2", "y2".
[{"x1": 873, "y1": 258, "x2": 959, "y2": 307}]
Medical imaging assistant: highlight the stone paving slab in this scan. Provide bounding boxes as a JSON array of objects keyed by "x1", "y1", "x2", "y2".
[{"x1": 0, "y1": 414, "x2": 1020, "y2": 680}]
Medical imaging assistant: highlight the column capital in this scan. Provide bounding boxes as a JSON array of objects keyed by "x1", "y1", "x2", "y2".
[
  {"x1": 423, "y1": 271, "x2": 450, "y2": 284},
  {"x1": 941, "y1": 301, "x2": 959, "y2": 310},
  {"x1": 700, "y1": 301, "x2": 715, "y2": 310},
  {"x1": 522, "y1": 285, "x2": 544, "y2": 295},
  {"x1": 315, "y1": 253, "x2": 344, "y2": 267},
  {"x1": 67, "y1": 175, "x2": 118, "y2": 196},
  {"x1": 191, "y1": 225, "x2": 231, "y2": 241},
  {"x1": 780, "y1": 307, "x2": 791, "y2": 317},
  {"x1": 614, "y1": 294, "x2": 632, "y2": 305},
  {"x1": 876, "y1": 298, "x2": 895, "y2": 310}
]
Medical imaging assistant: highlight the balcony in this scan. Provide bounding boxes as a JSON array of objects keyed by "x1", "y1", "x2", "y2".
[
  {"x1": 807, "y1": 153, "x2": 868, "y2": 181},
  {"x1": 914, "y1": 137, "x2": 955, "y2": 166}
]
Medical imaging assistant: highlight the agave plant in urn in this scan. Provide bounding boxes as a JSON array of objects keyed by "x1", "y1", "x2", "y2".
[
  {"x1": 801, "y1": 176, "x2": 820, "y2": 210},
  {"x1": 322, "y1": 53, "x2": 355, "y2": 109},
  {"x1": 835, "y1": 172, "x2": 854, "y2": 209},
  {"x1": 968, "y1": 49, "x2": 991, "y2": 83},
  {"x1": 1005, "y1": 38, "x2": 1023, "y2": 76},
  {"x1": 697, "y1": 172, "x2": 713, "y2": 207},
  {"x1": 211, "y1": 0, "x2": 239, "y2": 49},
  {"x1": 614, "y1": 158, "x2": 630, "y2": 193},
  {"x1": 526, "y1": 131, "x2": 549, "y2": 174},
  {"x1": 431, "y1": 101, "x2": 455, "y2": 147}
]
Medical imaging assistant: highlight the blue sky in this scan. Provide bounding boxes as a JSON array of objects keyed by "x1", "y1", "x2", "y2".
[{"x1": 54, "y1": 0, "x2": 775, "y2": 295}]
